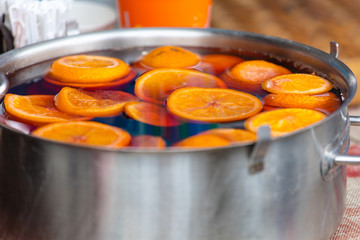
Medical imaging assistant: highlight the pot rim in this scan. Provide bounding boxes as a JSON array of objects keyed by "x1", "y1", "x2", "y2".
[{"x1": 0, "y1": 27, "x2": 356, "y2": 153}]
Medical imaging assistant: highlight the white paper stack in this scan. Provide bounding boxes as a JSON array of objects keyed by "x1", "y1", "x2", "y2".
[{"x1": 1, "y1": 0, "x2": 75, "y2": 48}]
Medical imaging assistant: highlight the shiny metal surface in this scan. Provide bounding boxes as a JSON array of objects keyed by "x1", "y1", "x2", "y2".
[{"x1": 0, "y1": 28, "x2": 355, "y2": 240}]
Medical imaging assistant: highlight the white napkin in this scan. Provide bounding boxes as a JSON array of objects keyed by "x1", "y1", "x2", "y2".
[{"x1": 2, "y1": 0, "x2": 75, "y2": 48}]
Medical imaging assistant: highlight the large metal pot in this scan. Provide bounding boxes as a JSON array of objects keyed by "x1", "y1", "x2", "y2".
[{"x1": 0, "y1": 28, "x2": 359, "y2": 240}]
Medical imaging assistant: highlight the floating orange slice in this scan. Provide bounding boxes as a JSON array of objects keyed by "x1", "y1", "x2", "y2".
[
  {"x1": 47, "y1": 55, "x2": 130, "y2": 84},
  {"x1": 199, "y1": 54, "x2": 244, "y2": 75},
  {"x1": 262, "y1": 73, "x2": 333, "y2": 94},
  {"x1": 244, "y1": 108, "x2": 326, "y2": 137},
  {"x1": 125, "y1": 102, "x2": 180, "y2": 127},
  {"x1": 140, "y1": 46, "x2": 200, "y2": 68},
  {"x1": 55, "y1": 87, "x2": 139, "y2": 117},
  {"x1": 166, "y1": 87, "x2": 263, "y2": 123},
  {"x1": 32, "y1": 121, "x2": 131, "y2": 148},
  {"x1": 263, "y1": 92, "x2": 341, "y2": 114},
  {"x1": 43, "y1": 69, "x2": 137, "y2": 90},
  {"x1": 134, "y1": 68, "x2": 227, "y2": 104},
  {"x1": 135, "y1": 68, "x2": 227, "y2": 104},
  {"x1": 4, "y1": 94, "x2": 89, "y2": 126},
  {"x1": 199, "y1": 128, "x2": 257, "y2": 144},
  {"x1": 173, "y1": 134, "x2": 231, "y2": 148},
  {"x1": 131, "y1": 135, "x2": 167, "y2": 148},
  {"x1": 221, "y1": 60, "x2": 291, "y2": 93}
]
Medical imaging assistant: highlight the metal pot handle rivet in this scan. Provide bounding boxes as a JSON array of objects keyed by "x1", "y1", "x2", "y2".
[
  {"x1": 0, "y1": 73, "x2": 9, "y2": 99},
  {"x1": 330, "y1": 41, "x2": 339, "y2": 58},
  {"x1": 248, "y1": 125, "x2": 271, "y2": 174}
]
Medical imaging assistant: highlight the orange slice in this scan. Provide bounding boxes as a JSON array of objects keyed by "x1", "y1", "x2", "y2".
[
  {"x1": 131, "y1": 135, "x2": 167, "y2": 148},
  {"x1": 32, "y1": 121, "x2": 131, "y2": 148},
  {"x1": 166, "y1": 87, "x2": 263, "y2": 123},
  {"x1": 199, "y1": 128, "x2": 257, "y2": 144},
  {"x1": 43, "y1": 69, "x2": 137, "y2": 90},
  {"x1": 134, "y1": 68, "x2": 227, "y2": 104},
  {"x1": 173, "y1": 134, "x2": 231, "y2": 148},
  {"x1": 244, "y1": 108, "x2": 326, "y2": 137},
  {"x1": 47, "y1": 55, "x2": 130, "y2": 84},
  {"x1": 222, "y1": 60, "x2": 291, "y2": 93},
  {"x1": 263, "y1": 92, "x2": 341, "y2": 114},
  {"x1": 125, "y1": 102, "x2": 180, "y2": 127},
  {"x1": 55, "y1": 87, "x2": 139, "y2": 117},
  {"x1": 199, "y1": 54, "x2": 244, "y2": 75},
  {"x1": 262, "y1": 73, "x2": 333, "y2": 94},
  {"x1": 4, "y1": 94, "x2": 89, "y2": 126},
  {"x1": 140, "y1": 46, "x2": 200, "y2": 68}
]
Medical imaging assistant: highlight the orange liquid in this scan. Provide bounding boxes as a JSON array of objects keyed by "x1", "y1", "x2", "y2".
[{"x1": 117, "y1": 0, "x2": 212, "y2": 28}]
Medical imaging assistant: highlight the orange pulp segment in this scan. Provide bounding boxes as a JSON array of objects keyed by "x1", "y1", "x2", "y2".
[
  {"x1": 32, "y1": 121, "x2": 131, "y2": 148},
  {"x1": 173, "y1": 134, "x2": 231, "y2": 148},
  {"x1": 134, "y1": 68, "x2": 227, "y2": 104},
  {"x1": 55, "y1": 87, "x2": 139, "y2": 117},
  {"x1": 44, "y1": 69, "x2": 137, "y2": 90},
  {"x1": 263, "y1": 92, "x2": 341, "y2": 114},
  {"x1": 199, "y1": 128, "x2": 257, "y2": 144},
  {"x1": 223, "y1": 60, "x2": 291, "y2": 92},
  {"x1": 262, "y1": 73, "x2": 333, "y2": 94},
  {"x1": 4, "y1": 94, "x2": 89, "y2": 125},
  {"x1": 131, "y1": 135, "x2": 167, "y2": 148},
  {"x1": 47, "y1": 55, "x2": 130, "y2": 84},
  {"x1": 125, "y1": 102, "x2": 180, "y2": 127},
  {"x1": 244, "y1": 108, "x2": 326, "y2": 137},
  {"x1": 199, "y1": 54, "x2": 244, "y2": 75},
  {"x1": 166, "y1": 87, "x2": 263, "y2": 123},
  {"x1": 140, "y1": 46, "x2": 200, "y2": 68}
]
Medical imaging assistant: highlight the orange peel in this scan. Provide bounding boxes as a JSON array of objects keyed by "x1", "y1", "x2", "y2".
[
  {"x1": 262, "y1": 73, "x2": 333, "y2": 94},
  {"x1": 140, "y1": 46, "x2": 200, "y2": 68},
  {"x1": 134, "y1": 68, "x2": 227, "y2": 104},
  {"x1": 244, "y1": 108, "x2": 326, "y2": 137},
  {"x1": 47, "y1": 54, "x2": 130, "y2": 84},
  {"x1": 32, "y1": 121, "x2": 131, "y2": 148},
  {"x1": 55, "y1": 87, "x2": 139, "y2": 117},
  {"x1": 166, "y1": 87, "x2": 263, "y2": 123}
]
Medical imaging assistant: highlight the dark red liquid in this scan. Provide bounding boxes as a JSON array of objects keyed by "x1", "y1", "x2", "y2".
[{"x1": 1, "y1": 46, "x2": 344, "y2": 147}]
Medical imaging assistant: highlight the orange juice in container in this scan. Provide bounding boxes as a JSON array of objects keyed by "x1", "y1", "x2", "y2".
[{"x1": 117, "y1": 0, "x2": 212, "y2": 28}]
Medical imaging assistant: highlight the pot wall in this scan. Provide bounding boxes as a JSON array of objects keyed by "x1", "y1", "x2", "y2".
[{"x1": 0, "y1": 108, "x2": 348, "y2": 240}]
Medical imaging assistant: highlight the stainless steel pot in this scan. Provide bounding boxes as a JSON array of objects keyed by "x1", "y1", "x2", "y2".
[{"x1": 0, "y1": 28, "x2": 359, "y2": 240}]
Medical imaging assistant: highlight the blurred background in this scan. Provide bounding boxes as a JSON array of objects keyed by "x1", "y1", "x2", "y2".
[
  {"x1": 86, "y1": 0, "x2": 360, "y2": 105},
  {"x1": 2, "y1": 0, "x2": 360, "y2": 104},
  {"x1": 88, "y1": 0, "x2": 360, "y2": 58}
]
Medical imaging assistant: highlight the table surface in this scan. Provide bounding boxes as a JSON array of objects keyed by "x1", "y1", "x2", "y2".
[{"x1": 210, "y1": 0, "x2": 360, "y2": 238}]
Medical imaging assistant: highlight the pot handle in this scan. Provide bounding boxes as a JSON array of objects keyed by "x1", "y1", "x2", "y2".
[
  {"x1": 0, "y1": 73, "x2": 9, "y2": 99},
  {"x1": 333, "y1": 115, "x2": 360, "y2": 166},
  {"x1": 321, "y1": 116, "x2": 360, "y2": 180}
]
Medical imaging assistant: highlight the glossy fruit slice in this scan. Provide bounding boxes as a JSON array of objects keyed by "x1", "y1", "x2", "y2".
[
  {"x1": 199, "y1": 54, "x2": 244, "y2": 75},
  {"x1": 173, "y1": 134, "x2": 231, "y2": 148},
  {"x1": 55, "y1": 87, "x2": 139, "y2": 117},
  {"x1": 47, "y1": 55, "x2": 130, "y2": 84},
  {"x1": 166, "y1": 87, "x2": 263, "y2": 123},
  {"x1": 134, "y1": 68, "x2": 227, "y2": 104},
  {"x1": 32, "y1": 121, "x2": 131, "y2": 148},
  {"x1": 199, "y1": 128, "x2": 257, "y2": 144},
  {"x1": 262, "y1": 73, "x2": 333, "y2": 94},
  {"x1": 4, "y1": 94, "x2": 89, "y2": 126},
  {"x1": 44, "y1": 69, "x2": 137, "y2": 90},
  {"x1": 244, "y1": 108, "x2": 326, "y2": 137},
  {"x1": 263, "y1": 92, "x2": 341, "y2": 114},
  {"x1": 222, "y1": 60, "x2": 291, "y2": 93},
  {"x1": 140, "y1": 46, "x2": 200, "y2": 68},
  {"x1": 125, "y1": 102, "x2": 180, "y2": 127},
  {"x1": 131, "y1": 135, "x2": 167, "y2": 148}
]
